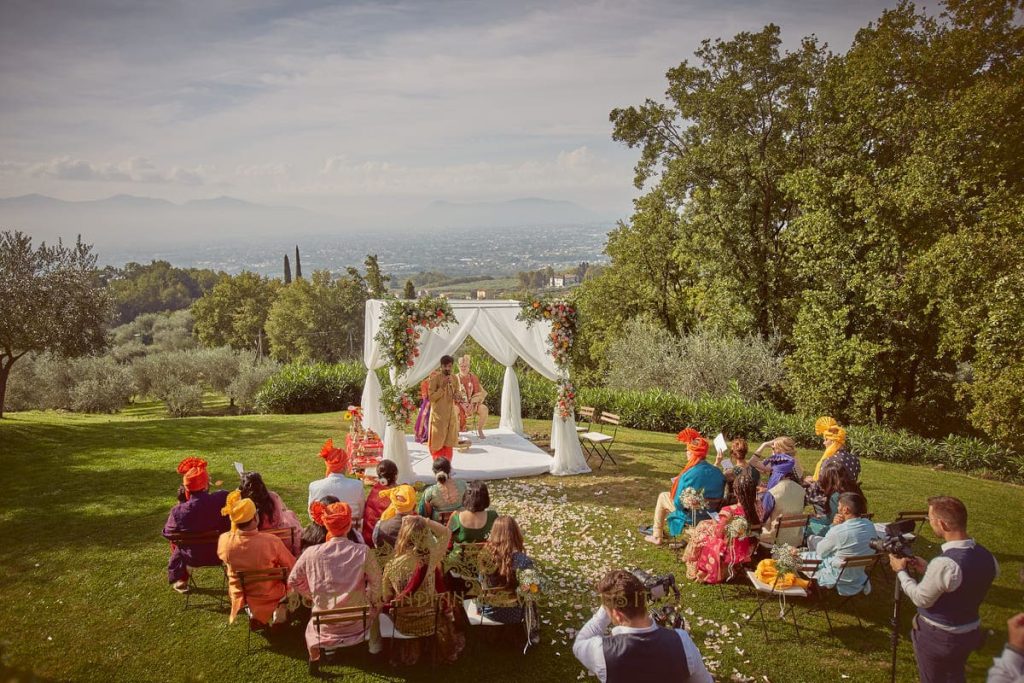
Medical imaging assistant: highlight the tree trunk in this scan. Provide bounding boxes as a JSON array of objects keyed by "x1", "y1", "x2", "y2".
[{"x1": 0, "y1": 356, "x2": 14, "y2": 419}]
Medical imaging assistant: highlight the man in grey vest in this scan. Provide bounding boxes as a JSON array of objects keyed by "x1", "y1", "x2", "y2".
[
  {"x1": 890, "y1": 496, "x2": 999, "y2": 683},
  {"x1": 572, "y1": 569, "x2": 712, "y2": 682}
]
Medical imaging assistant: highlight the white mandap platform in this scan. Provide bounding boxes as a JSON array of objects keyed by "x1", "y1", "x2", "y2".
[{"x1": 406, "y1": 428, "x2": 553, "y2": 483}]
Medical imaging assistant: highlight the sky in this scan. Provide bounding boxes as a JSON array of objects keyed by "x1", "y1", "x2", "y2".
[{"x1": 0, "y1": 0, "x2": 897, "y2": 224}]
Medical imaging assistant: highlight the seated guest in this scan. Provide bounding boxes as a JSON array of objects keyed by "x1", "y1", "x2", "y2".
[
  {"x1": 308, "y1": 438, "x2": 366, "y2": 528},
  {"x1": 753, "y1": 436, "x2": 805, "y2": 479},
  {"x1": 805, "y1": 460, "x2": 865, "y2": 542},
  {"x1": 289, "y1": 501, "x2": 383, "y2": 673},
  {"x1": 418, "y1": 457, "x2": 466, "y2": 523},
  {"x1": 448, "y1": 480, "x2": 498, "y2": 545},
  {"x1": 808, "y1": 416, "x2": 861, "y2": 483},
  {"x1": 477, "y1": 516, "x2": 534, "y2": 625},
  {"x1": 381, "y1": 515, "x2": 463, "y2": 665},
  {"x1": 573, "y1": 569, "x2": 712, "y2": 682},
  {"x1": 804, "y1": 492, "x2": 878, "y2": 595},
  {"x1": 715, "y1": 437, "x2": 755, "y2": 505},
  {"x1": 301, "y1": 496, "x2": 361, "y2": 553},
  {"x1": 682, "y1": 468, "x2": 761, "y2": 584},
  {"x1": 987, "y1": 613, "x2": 1024, "y2": 683},
  {"x1": 757, "y1": 438, "x2": 807, "y2": 546},
  {"x1": 162, "y1": 457, "x2": 230, "y2": 593},
  {"x1": 362, "y1": 459, "x2": 399, "y2": 546},
  {"x1": 239, "y1": 471, "x2": 303, "y2": 555},
  {"x1": 217, "y1": 490, "x2": 297, "y2": 626},
  {"x1": 645, "y1": 428, "x2": 725, "y2": 545},
  {"x1": 373, "y1": 484, "x2": 418, "y2": 549}
]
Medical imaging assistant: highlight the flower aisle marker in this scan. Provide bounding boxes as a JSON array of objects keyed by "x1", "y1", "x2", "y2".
[
  {"x1": 518, "y1": 298, "x2": 578, "y2": 421},
  {"x1": 375, "y1": 296, "x2": 457, "y2": 427},
  {"x1": 517, "y1": 568, "x2": 544, "y2": 598},
  {"x1": 681, "y1": 486, "x2": 707, "y2": 526},
  {"x1": 517, "y1": 568, "x2": 545, "y2": 652},
  {"x1": 771, "y1": 543, "x2": 801, "y2": 577}
]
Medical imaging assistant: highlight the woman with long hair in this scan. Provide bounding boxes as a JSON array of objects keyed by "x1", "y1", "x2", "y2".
[
  {"x1": 361, "y1": 459, "x2": 398, "y2": 547},
  {"x1": 239, "y1": 471, "x2": 303, "y2": 554},
  {"x1": 805, "y1": 460, "x2": 866, "y2": 543},
  {"x1": 682, "y1": 468, "x2": 761, "y2": 584},
  {"x1": 477, "y1": 516, "x2": 534, "y2": 625},
  {"x1": 417, "y1": 457, "x2": 467, "y2": 523},
  {"x1": 380, "y1": 515, "x2": 463, "y2": 665}
]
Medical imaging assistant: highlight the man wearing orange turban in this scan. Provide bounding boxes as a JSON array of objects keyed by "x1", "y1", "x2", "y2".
[
  {"x1": 217, "y1": 490, "x2": 297, "y2": 626},
  {"x1": 161, "y1": 457, "x2": 230, "y2": 593},
  {"x1": 289, "y1": 500, "x2": 383, "y2": 671},
  {"x1": 644, "y1": 428, "x2": 725, "y2": 545},
  {"x1": 308, "y1": 438, "x2": 365, "y2": 532}
]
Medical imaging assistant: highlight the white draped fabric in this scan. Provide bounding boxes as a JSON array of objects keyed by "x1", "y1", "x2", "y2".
[{"x1": 361, "y1": 300, "x2": 590, "y2": 483}]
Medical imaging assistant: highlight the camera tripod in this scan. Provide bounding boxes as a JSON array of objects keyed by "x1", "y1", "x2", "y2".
[{"x1": 888, "y1": 571, "x2": 903, "y2": 683}]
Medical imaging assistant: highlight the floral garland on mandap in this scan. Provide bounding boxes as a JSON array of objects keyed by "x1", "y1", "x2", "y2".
[
  {"x1": 381, "y1": 383, "x2": 417, "y2": 428},
  {"x1": 375, "y1": 296, "x2": 457, "y2": 428},
  {"x1": 375, "y1": 296, "x2": 458, "y2": 370},
  {"x1": 518, "y1": 298, "x2": 578, "y2": 421}
]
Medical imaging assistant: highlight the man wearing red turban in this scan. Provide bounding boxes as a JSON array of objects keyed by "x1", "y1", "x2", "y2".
[
  {"x1": 308, "y1": 438, "x2": 365, "y2": 532},
  {"x1": 289, "y1": 501, "x2": 383, "y2": 673},
  {"x1": 644, "y1": 429, "x2": 725, "y2": 545},
  {"x1": 161, "y1": 457, "x2": 230, "y2": 593}
]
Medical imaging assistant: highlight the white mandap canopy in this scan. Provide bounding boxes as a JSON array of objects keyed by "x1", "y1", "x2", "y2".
[{"x1": 360, "y1": 299, "x2": 590, "y2": 483}]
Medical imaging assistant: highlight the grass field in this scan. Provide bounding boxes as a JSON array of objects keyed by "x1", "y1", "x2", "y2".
[{"x1": 0, "y1": 406, "x2": 1020, "y2": 682}]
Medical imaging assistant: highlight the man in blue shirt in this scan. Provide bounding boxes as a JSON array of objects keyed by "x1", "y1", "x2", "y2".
[{"x1": 808, "y1": 492, "x2": 878, "y2": 596}]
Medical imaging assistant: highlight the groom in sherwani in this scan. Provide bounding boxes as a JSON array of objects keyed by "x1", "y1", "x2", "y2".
[{"x1": 427, "y1": 355, "x2": 460, "y2": 460}]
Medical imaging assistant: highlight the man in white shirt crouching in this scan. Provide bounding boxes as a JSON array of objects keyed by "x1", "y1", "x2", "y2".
[{"x1": 572, "y1": 569, "x2": 712, "y2": 683}]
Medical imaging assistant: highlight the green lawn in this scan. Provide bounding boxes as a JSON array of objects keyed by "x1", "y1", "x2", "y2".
[{"x1": 0, "y1": 409, "x2": 1020, "y2": 682}]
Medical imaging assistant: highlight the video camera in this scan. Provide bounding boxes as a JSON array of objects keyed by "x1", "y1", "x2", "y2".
[
  {"x1": 868, "y1": 519, "x2": 917, "y2": 559},
  {"x1": 629, "y1": 569, "x2": 684, "y2": 630}
]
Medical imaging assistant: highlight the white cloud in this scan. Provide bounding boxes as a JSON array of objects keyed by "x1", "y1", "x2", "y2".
[{"x1": 26, "y1": 156, "x2": 210, "y2": 185}]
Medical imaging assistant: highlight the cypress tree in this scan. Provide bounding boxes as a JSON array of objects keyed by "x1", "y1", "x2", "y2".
[
  {"x1": 294, "y1": 245, "x2": 302, "y2": 279},
  {"x1": 283, "y1": 254, "x2": 292, "y2": 284}
]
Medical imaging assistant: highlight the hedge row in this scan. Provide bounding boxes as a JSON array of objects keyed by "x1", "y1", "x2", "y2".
[{"x1": 254, "y1": 358, "x2": 1024, "y2": 482}]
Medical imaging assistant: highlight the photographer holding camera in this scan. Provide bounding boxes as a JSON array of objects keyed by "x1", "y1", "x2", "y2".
[
  {"x1": 572, "y1": 569, "x2": 712, "y2": 682},
  {"x1": 889, "y1": 496, "x2": 999, "y2": 683}
]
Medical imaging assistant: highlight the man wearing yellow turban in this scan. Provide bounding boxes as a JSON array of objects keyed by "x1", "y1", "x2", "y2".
[
  {"x1": 373, "y1": 484, "x2": 418, "y2": 549},
  {"x1": 217, "y1": 489, "x2": 297, "y2": 626}
]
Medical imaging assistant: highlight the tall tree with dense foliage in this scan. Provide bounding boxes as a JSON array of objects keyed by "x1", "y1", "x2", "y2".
[
  {"x1": 264, "y1": 269, "x2": 369, "y2": 362},
  {"x1": 0, "y1": 231, "x2": 111, "y2": 417},
  {"x1": 283, "y1": 254, "x2": 292, "y2": 284},
  {"x1": 104, "y1": 260, "x2": 220, "y2": 324},
  {"x1": 784, "y1": 0, "x2": 1024, "y2": 434},
  {"x1": 608, "y1": 25, "x2": 825, "y2": 336},
  {"x1": 403, "y1": 279, "x2": 416, "y2": 299},
  {"x1": 294, "y1": 245, "x2": 302, "y2": 279},
  {"x1": 191, "y1": 272, "x2": 280, "y2": 354},
  {"x1": 364, "y1": 254, "x2": 391, "y2": 298}
]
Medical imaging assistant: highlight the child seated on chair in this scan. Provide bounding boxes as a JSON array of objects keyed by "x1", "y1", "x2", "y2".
[
  {"x1": 218, "y1": 490, "x2": 297, "y2": 627},
  {"x1": 476, "y1": 516, "x2": 534, "y2": 627}
]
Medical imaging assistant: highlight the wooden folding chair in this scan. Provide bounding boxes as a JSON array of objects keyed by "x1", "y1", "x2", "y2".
[
  {"x1": 309, "y1": 604, "x2": 371, "y2": 675},
  {"x1": 805, "y1": 553, "x2": 884, "y2": 636},
  {"x1": 263, "y1": 527, "x2": 296, "y2": 552},
  {"x1": 759, "y1": 514, "x2": 811, "y2": 552},
  {"x1": 580, "y1": 411, "x2": 619, "y2": 468},
  {"x1": 575, "y1": 406, "x2": 595, "y2": 434},
  {"x1": 165, "y1": 530, "x2": 226, "y2": 610},
  {"x1": 236, "y1": 567, "x2": 289, "y2": 654},
  {"x1": 744, "y1": 557, "x2": 820, "y2": 643}
]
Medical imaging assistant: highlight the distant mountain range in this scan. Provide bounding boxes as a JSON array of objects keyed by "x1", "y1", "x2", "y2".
[{"x1": 0, "y1": 193, "x2": 611, "y2": 248}]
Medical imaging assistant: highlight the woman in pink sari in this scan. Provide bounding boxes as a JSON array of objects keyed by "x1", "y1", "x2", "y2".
[
  {"x1": 682, "y1": 468, "x2": 760, "y2": 584},
  {"x1": 240, "y1": 472, "x2": 304, "y2": 555}
]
